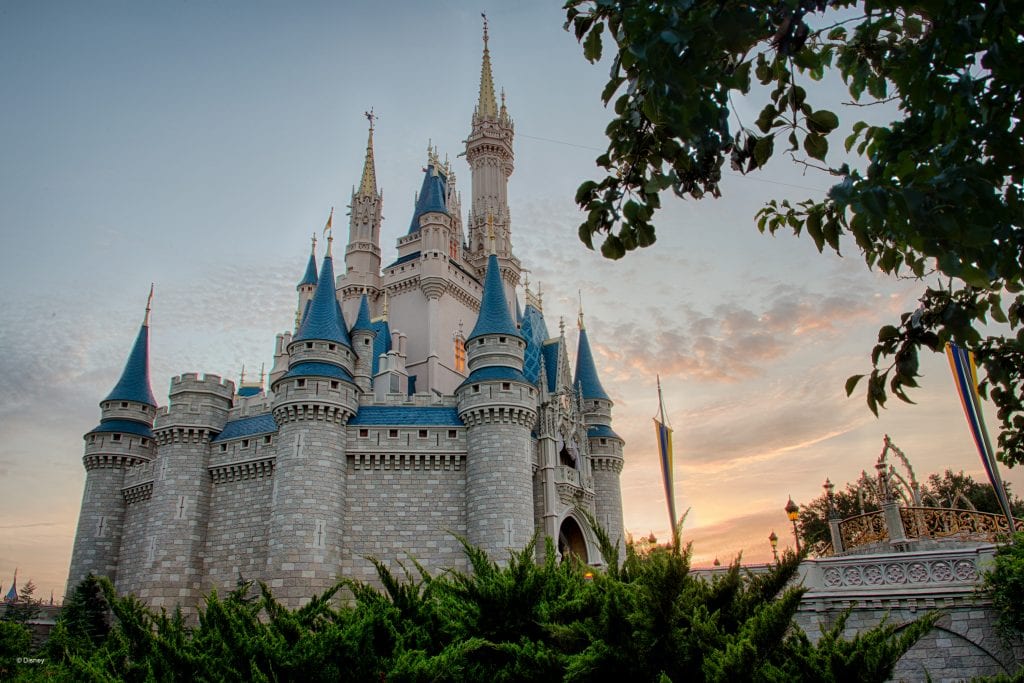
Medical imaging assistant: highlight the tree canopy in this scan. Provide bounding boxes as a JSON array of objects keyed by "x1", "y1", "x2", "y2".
[{"x1": 564, "y1": 0, "x2": 1024, "y2": 464}]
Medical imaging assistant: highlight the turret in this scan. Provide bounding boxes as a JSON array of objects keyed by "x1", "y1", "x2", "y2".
[
  {"x1": 340, "y1": 112, "x2": 383, "y2": 321},
  {"x1": 465, "y1": 16, "x2": 519, "y2": 297},
  {"x1": 136, "y1": 371, "x2": 234, "y2": 613},
  {"x1": 350, "y1": 292, "x2": 377, "y2": 393},
  {"x1": 67, "y1": 289, "x2": 158, "y2": 591},
  {"x1": 456, "y1": 254, "x2": 537, "y2": 561},
  {"x1": 295, "y1": 235, "x2": 318, "y2": 330},
  {"x1": 268, "y1": 229, "x2": 359, "y2": 606},
  {"x1": 574, "y1": 312, "x2": 625, "y2": 552}
]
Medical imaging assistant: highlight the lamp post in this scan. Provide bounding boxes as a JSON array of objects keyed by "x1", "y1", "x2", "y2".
[
  {"x1": 785, "y1": 496, "x2": 801, "y2": 554},
  {"x1": 768, "y1": 530, "x2": 779, "y2": 562}
]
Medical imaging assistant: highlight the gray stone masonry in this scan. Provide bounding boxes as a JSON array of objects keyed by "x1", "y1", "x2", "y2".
[
  {"x1": 137, "y1": 374, "x2": 232, "y2": 613},
  {"x1": 66, "y1": 405, "x2": 155, "y2": 592}
]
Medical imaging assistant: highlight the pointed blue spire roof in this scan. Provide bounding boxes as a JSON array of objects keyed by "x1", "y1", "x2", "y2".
[
  {"x1": 298, "y1": 245, "x2": 318, "y2": 288},
  {"x1": 407, "y1": 163, "x2": 449, "y2": 234},
  {"x1": 574, "y1": 327, "x2": 609, "y2": 401},
  {"x1": 468, "y1": 254, "x2": 521, "y2": 342},
  {"x1": 104, "y1": 314, "x2": 157, "y2": 407},
  {"x1": 352, "y1": 293, "x2": 373, "y2": 333},
  {"x1": 294, "y1": 252, "x2": 351, "y2": 346}
]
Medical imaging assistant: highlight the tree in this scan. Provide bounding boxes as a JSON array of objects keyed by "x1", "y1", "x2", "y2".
[
  {"x1": 983, "y1": 532, "x2": 1024, "y2": 637},
  {"x1": 44, "y1": 574, "x2": 113, "y2": 664},
  {"x1": 564, "y1": 0, "x2": 1024, "y2": 464},
  {"x1": 2, "y1": 579, "x2": 41, "y2": 626}
]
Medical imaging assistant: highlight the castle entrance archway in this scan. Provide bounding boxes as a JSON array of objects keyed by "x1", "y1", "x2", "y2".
[{"x1": 558, "y1": 516, "x2": 588, "y2": 563}]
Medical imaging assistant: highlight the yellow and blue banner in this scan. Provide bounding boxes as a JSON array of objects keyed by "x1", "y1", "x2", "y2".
[
  {"x1": 655, "y1": 376, "x2": 678, "y2": 543},
  {"x1": 945, "y1": 342, "x2": 1016, "y2": 526}
]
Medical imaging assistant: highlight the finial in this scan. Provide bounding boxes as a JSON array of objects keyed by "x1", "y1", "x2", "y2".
[
  {"x1": 311, "y1": 233, "x2": 317, "y2": 254},
  {"x1": 559, "y1": 316, "x2": 566, "y2": 338},
  {"x1": 578, "y1": 290, "x2": 585, "y2": 330},
  {"x1": 476, "y1": 13, "x2": 498, "y2": 119},
  {"x1": 259, "y1": 363, "x2": 265, "y2": 384},
  {"x1": 324, "y1": 207, "x2": 334, "y2": 256},
  {"x1": 239, "y1": 364, "x2": 246, "y2": 385},
  {"x1": 382, "y1": 289, "x2": 389, "y2": 320},
  {"x1": 365, "y1": 107, "x2": 376, "y2": 132},
  {"x1": 358, "y1": 112, "x2": 378, "y2": 196},
  {"x1": 143, "y1": 283, "x2": 154, "y2": 326},
  {"x1": 482, "y1": 12, "x2": 488, "y2": 44}
]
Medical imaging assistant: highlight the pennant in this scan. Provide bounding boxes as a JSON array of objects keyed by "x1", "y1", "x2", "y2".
[
  {"x1": 654, "y1": 376, "x2": 678, "y2": 543},
  {"x1": 945, "y1": 342, "x2": 1017, "y2": 527}
]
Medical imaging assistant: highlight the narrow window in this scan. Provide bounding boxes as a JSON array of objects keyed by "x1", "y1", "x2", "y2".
[
  {"x1": 220, "y1": 444, "x2": 227, "y2": 452},
  {"x1": 418, "y1": 429, "x2": 428, "y2": 438},
  {"x1": 242, "y1": 439, "x2": 249, "y2": 448},
  {"x1": 264, "y1": 435, "x2": 272, "y2": 444},
  {"x1": 121, "y1": 402, "x2": 128, "y2": 408},
  {"x1": 473, "y1": 384, "x2": 480, "y2": 393},
  {"x1": 330, "y1": 381, "x2": 339, "y2": 389},
  {"x1": 454, "y1": 337, "x2": 466, "y2": 372},
  {"x1": 502, "y1": 382, "x2": 511, "y2": 391},
  {"x1": 448, "y1": 429, "x2": 457, "y2": 439},
  {"x1": 600, "y1": 438, "x2": 607, "y2": 445},
  {"x1": 359, "y1": 428, "x2": 369, "y2": 438},
  {"x1": 389, "y1": 429, "x2": 399, "y2": 438},
  {"x1": 141, "y1": 438, "x2": 148, "y2": 446},
  {"x1": 297, "y1": 379, "x2": 306, "y2": 388},
  {"x1": 329, "y1": 343, "x2": 336, "y2": 351},
  {"x1": 499, "y1": 336, "x2": 507, "y2": 343},
  {"x1": 112, "y1": 434, "x2": 121, "y2": 442},
  {"x1": 306, "y1": 342, "x2": 313, "y2": 349}
]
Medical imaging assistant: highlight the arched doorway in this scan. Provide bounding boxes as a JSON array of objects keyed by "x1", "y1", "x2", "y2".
[{"x1": 558, "y1": 516, "x2": 589, "y2": 563}]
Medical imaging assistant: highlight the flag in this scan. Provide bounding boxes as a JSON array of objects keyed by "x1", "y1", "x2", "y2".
[
  {"x1": 4, "y1": 569, "x2": 17, "y2": 603},
  {"x1": 945, "y1": 342, "x2": 1017, "y2": 527},
  {"x1": 323, "y1": 207, "x2": 334, "y2": 238},
  {"x1": 654, "y1": 376, "x2": 678, "y2": 544}
]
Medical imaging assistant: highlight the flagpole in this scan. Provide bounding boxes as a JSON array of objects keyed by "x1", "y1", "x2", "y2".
[{"x1": 654, "y1": 375, "x2": 678, "y2": 547}]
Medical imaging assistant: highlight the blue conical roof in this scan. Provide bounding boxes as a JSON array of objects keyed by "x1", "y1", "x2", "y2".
[
  {"x1": 407, "y1": 164, "x2": 449, "y2": 234},
  {"x1": 574, "y1": 327, "x2": 609, "y2": 400},
  {"x1": 468, "y1": 254, "x2": 521, "y2": 341},
  {"x1": 298, "y1": 249, "x2": 318, "y2": 288},
  {"x1": 104, "y1": 324, "x2": 157, "y2": 407},
  {"x1": 294, "y1": 254, "x2": 351, "y2": 346},
  {"x1": 352, "y1": 293, "x2": 373, "y2": 333}
]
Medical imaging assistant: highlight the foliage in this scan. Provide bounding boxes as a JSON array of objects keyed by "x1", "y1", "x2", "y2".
[
  {"x1": 2, "y1": 580, "x2": 41, "y2": 625},
  {"x1": 0, "y1": 620, "x2": 33, "y2": 678},
  {"x1": 16, "y1": 534, "x2": 940, "y2": 682},
  {"x1": 983, "y1": 532, "x2": 1024, "y2": 637},
  {"x1": 798, "y1": 469, "x2": 1024, "y2": 552},
  {"x1": 564, "y1": 0, "x2": 1024, "y2": 464}
]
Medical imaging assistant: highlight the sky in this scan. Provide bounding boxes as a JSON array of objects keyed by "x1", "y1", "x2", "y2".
[{"x1": 1, "y1": 0, "x2": 1020, "y2": 600}]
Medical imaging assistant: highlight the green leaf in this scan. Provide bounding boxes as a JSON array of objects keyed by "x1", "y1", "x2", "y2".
[
  {"x1": 601, "y1": 233, "x2": 625, "y2": 259},
  {"x1": 753, "y1": 135, "x2": 774, "y2": 168},
  {"x1": 878, "y1": 325, "x2": 900, "y2": 341},
  {"x1": 804, "y1": 133, "x2": 828, "y2": 161},
  {"x1": 583, "y1": 22, "x2": 604, "y2": 63},
  {"x1": 807, "y1": 109, "x2": 839, "y2": 133},
  {"x1": 845, "y1": 374, "x2": 865, "y2": 396}
]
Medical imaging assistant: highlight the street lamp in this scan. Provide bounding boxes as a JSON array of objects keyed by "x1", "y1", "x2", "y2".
[
  {"x1": 768, "y1": 530, "x2": 779, "y2": 562},
  {"x1": 785, "y1": 496, "x2": 801, "y2": 554}
]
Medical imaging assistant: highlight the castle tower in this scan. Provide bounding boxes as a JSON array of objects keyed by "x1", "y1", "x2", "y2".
[
  {"x1": 295, "y1": 236, "x2": 318, "y2": 330},
  {"x1": 456, "y1": 253, "x2": 537, "y2": 560},
  {"x1": 140, "y1": 371, "x2": 233, "y2": 611},
  {"x1": 465, "y1": 18, "x2": 520, "y2": 300},
  {"x1": 67, "y1": 291, "x2": 158, "y2": 590},
  {"x1": 574, "y1": 314, "x2": 625, "y2": 552},
  {"x1": 268, "y1": 233, "x2": 359, "y2": 606},
  {"x1": 340, "y1": 112, "x2": 383, "y2": 323},
  {"x1": 350, "y1": 292, "x2": 377, "y2": 393}
]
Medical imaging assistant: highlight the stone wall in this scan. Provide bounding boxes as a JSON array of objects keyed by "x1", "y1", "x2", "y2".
[
  {"x1": 795, "y1": 545, "x2": 1024, "y2": 682},
  {"x1": 203, "y1": 473, "x2": 274, "y2": 593}
]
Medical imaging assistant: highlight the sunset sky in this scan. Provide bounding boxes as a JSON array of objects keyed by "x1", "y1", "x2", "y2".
[{"x1": 2, "y1": 0, "x2": 1020, "y2": 599}]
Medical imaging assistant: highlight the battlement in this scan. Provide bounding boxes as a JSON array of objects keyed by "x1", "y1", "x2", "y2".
[{"x1": 169, "y1": 373, "x2": 236, "y2": 398}]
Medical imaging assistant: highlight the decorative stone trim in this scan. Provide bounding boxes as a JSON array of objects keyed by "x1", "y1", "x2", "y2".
[
  {"x1": 209, "y1": 456, "x2": 276, "y2": 484},
  {"x1": 83, "y1": 453, "x2": 149, "y2": 470},
  {"x1": 153, "y1": 427, "x2": 215, "y2": 446},
  {"x1": 350, "y1": 453, "x2": 464, "y2": 472},
  {"x1": 459, "y1": 406, "x2": 536, "y2": 427},
  {"x1": 122, "y1": 480, "x2": 153, "y2": 504},
  {"x1": 272, "y1": 404, "x2": 352, "y2": 426},
  {"x1": 820, "y1": 557, "x2": 979, "y2": 589},
  {"x1": 591, "y1": 456, "x2": 624, "y2": 473}
]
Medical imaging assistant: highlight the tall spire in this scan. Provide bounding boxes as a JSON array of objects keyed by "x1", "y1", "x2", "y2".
[
  {"x1": 357, "y1": 109, "x2": 378, "y2": 197},
  {"x1": 294, "y1": 242, "x2": 351, "y2": 347},
  {"x1": 476, "y1": 14, "x2": 498, "y2": 120},
  {"x1": 468, "y1": 254, "x2": 521, "y2": 341},
  {"x1": 298, "y1": 234, "x2": 318, "y2": 288},
  {"x1": 574, "y1": 325, "x2": 609, "y2": 401},
  {"x1": 104, "y1": 289, "x2": 157, "y2": 407}
]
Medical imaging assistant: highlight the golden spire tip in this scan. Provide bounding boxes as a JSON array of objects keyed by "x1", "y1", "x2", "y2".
[{"x1": 144, "y1": 283, "x2": 154, "y2": 326}]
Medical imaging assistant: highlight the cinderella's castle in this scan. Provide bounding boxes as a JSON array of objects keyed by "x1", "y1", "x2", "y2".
[{"x1": 66, "y1": 24, "x2": 624, "y2": 610}]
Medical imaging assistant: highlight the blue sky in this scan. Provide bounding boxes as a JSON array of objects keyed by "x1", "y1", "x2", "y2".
[{"x1": 1, "y1": 0, "x2": 1019, "y2": 598}]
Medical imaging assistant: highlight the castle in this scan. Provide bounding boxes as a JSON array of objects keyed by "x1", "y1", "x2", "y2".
[{"x1": 66, "y1": 25, "x2": 625, "y2": 610}]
